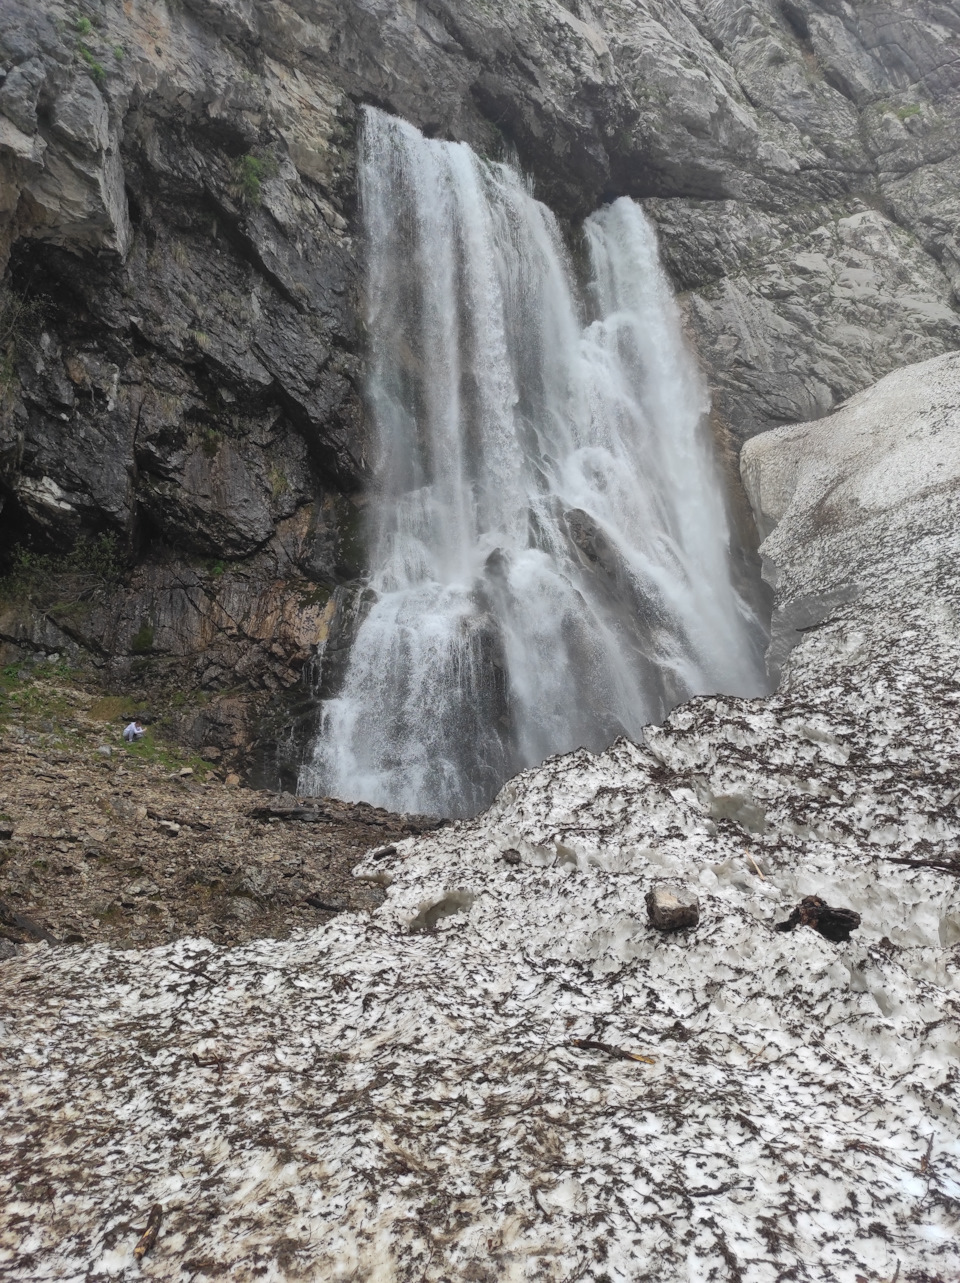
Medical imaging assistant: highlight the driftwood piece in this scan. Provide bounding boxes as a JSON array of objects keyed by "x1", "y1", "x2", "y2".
[
  {"x1": 883, "y1": 854, "x2": 960, "y2": 877},
  {"x1": 370, "y1": 845, "x2": 398, "y2": 862},
  {"x1": 133, "y1": 1204, "x2": 163, "y2": 1261},
  {"x1": 192, "y1": 1052, "x2": 226, "y2": 1076},
  {"x1": 570, "y1": 1038, "x2": 656, "y2": 1065},
  {"x1": 304, "y1": 894, "x2": 348, "y2": 912}
]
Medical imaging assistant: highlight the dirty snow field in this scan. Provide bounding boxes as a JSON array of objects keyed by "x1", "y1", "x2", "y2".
[{"x1": 2, "y1": 359, "x2": 960, "y2": 1280}]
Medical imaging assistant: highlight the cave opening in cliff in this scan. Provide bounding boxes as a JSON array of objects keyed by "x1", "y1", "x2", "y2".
[{"x1": 298, "y1": 109, "x2": 769, "y2": 818}]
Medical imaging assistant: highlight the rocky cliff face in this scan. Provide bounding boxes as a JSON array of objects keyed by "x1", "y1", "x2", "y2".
[{"x1": 2, "y1": 0, "x2": 960, "y2": 769}]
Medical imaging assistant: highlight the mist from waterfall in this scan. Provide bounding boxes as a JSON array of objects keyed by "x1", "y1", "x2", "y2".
[{"x1": 300, "y1": 108, "x2": 766, "y2": 817}]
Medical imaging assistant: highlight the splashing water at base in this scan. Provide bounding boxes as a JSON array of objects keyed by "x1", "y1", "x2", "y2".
[{"x1": 300, "y1": 109, "x2": 766, "y2": 817}]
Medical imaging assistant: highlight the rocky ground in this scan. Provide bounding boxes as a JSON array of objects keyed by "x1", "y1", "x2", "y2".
[
  {"x1": 0, "y1": 364, "x2": 958, "y2": 1281},
  {"x1": 0, "y1": 670, "x2": 441, "y2": 953}
]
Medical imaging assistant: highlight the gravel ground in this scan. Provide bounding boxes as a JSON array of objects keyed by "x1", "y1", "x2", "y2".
[{"x1": 0, "y1": 676, "x2": 441, "y2": 951}]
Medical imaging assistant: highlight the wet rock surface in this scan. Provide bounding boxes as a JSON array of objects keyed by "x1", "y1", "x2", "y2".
[{"x1": 0, "y1": 352, "x2": 959, "y2": 1279}]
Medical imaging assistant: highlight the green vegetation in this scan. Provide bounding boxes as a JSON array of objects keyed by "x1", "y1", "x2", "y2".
[
  {"x1": 0, "y1": 533, "x2": 124, "y2": 600},
  {"x1": 88, "y1": 694, "x2": 140, "y2": 722},
  {"x1": 199, "y1": 424, "x2": 222, "y2": 457},
  {"x1": 0, "y1": 292, "x2": 46, "y2": 397},
  {"x1": 235, "y1": 154, "x2": 266, "y2": 205},
  {"x1": 73, "y1": 13, "x2": 107, "y2": 85},
  {"x1": 0, "y1": 664, "x2": 216, "y2": 777},
  {"x1": 119, "y1": 731, "x2": 215, "y2": 778},
  {"x1": 876, "y1": 100, "x2": 923, "y2": 123},
  {"x1": 130, "y1": 622, "x2": 155, "y2": 654},
  {"x1": 297, "y1": 583, "x2": 332, "y2": 609},
  {"x1": 268, "y1": 465, "x2": 289, "y2": 500},
  {"x1": 78, "y1": 43, "x2": 106, "y2": 86},
  {"x1": 0, "y1": 663, "x2": 76, "y2": 733},
  {"x1": 330, "y1": 495, "x2": 367, "y2": 575},
  {"x1": 230, "y1": 152, "x2": 278, "y2": 207},
  {"x1": 113, "y1": 45, "x2": 124, "y2": 60}
]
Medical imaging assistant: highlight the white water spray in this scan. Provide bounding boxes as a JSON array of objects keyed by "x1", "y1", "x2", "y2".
[{"x1": 300, "y1": 109, "x2": 765, "y2": 816}]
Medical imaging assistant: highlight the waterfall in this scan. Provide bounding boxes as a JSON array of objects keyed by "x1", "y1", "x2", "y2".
[{"x1": 299, "y1": 108, "x2": 766, "y2": 817}]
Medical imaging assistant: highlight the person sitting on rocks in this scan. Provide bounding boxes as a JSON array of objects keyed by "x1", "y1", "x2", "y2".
[{"x1": 123, "y1": 720, "x2": 145, "y2": 743}]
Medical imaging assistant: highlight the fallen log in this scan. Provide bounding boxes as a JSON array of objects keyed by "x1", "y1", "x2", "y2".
[{"x1": 133, "y1": 1205, "x2": 162, "y2": 1261}]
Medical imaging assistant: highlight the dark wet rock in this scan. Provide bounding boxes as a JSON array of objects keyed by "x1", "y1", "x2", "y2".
[
  {"x1": 0, "y1": 897, "x2": 58, "y2": 945},
  {"x1": 775, "y1": 895, "x2": 861, "y2": 943},
  {"x1": 304, "y1": 894, "x2": 348, "y2": 913},
  {"x1": 369, "y1": 844, "x2": 397, "y2": 862}
]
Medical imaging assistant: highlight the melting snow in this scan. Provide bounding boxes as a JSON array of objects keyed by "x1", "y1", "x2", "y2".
[{"x1": 2, "y1": 354, "x2": 960, "y2": 1278}]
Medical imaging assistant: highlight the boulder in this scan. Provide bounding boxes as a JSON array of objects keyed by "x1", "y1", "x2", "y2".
[{"x1": 645, "y1": 884, "x2": 700, "y2": 931}]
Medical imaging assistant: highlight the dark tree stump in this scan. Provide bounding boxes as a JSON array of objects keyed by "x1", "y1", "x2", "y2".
[{"x1": 775, "y1": 895, "x2": 860, "y2": 943}]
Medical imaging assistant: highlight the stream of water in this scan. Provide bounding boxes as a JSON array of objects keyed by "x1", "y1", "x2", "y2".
[{"x1": 299, "y1": 108, "x2": 766, "y2": 816}]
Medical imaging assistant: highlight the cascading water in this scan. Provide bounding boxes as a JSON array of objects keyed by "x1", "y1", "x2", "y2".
[{"x1": 300, "y1": 108, "x2": 767, "y2": 817}]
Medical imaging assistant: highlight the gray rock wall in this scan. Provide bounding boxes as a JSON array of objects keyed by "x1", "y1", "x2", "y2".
[{"x1": 2, "y1": 0, "x2": 959, "y2": 762}]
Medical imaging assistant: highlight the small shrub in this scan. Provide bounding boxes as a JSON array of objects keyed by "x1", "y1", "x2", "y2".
[
  {"x1": 199, "y1": 425, "x2": 222, "y2": 458},
  {"x1": 130, "y1": 622, "x2": 155, "y2": 654},
  {"x1": 113, "y1": 44, "x2": 124, "y2": 60},
  {"x1": 78, "y1": 44, "x2": 106, "y2": 86},
  {"x1": 0, "y1": 532, "x2": 124, "y2": 598},
  {"x1": 0, "y1": 292, "x2": 46, "y2": 396},
  {"x1": 230, "y1": 152, "x2": 278, "y2": 207},
  {"x1": 801, "y1": 49, "x2": 822, "y2": 83},
  {"x1": 75, "y1": 15, "x2": 93, "y2": 35},
  {"x1": 268, "y1": 465, "x2": 289, "y2": 500},
  {"x1": 235, "y1": 154, "x2": 264, "y2": 205}
]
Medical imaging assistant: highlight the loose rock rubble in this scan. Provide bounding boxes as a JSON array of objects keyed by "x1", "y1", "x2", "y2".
[
  {"x1": 0, "y1": 686, "x2": 439, "y2": 950},
  {"x1": 1, "y1": 355, "x2": 959, "y2": 1280}
]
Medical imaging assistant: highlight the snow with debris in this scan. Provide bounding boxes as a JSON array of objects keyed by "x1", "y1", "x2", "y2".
[{"x1": 2, "y1": 353, "x2": 960, "y2": 1279}]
